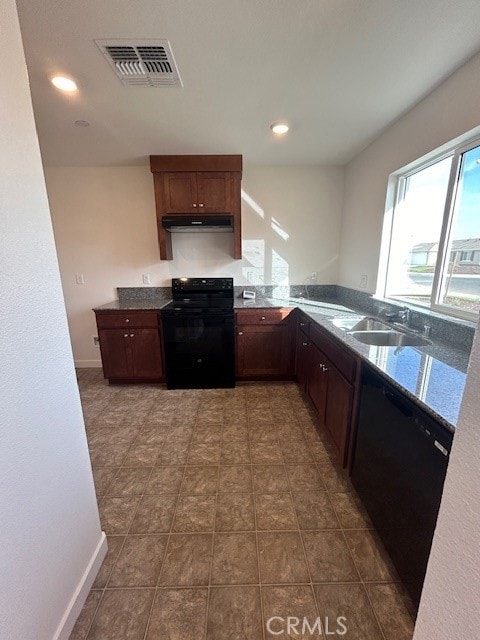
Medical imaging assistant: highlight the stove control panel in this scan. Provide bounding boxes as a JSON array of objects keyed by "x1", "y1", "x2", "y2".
[{"x1": 172, "y1": 278, "x2": 234, "y2": 293}]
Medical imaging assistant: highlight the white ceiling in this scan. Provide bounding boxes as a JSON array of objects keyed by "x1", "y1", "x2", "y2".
[{"x1": 16, "y1": 0, "x2": 480, "y2": 167}]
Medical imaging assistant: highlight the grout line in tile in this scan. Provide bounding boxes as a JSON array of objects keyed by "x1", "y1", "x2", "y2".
[
  {"x1": 144, "y1": 409, "x2": 198, "y2": 640},
  {"x1": 251, "y1": 458, "x2": 266, "y2": 640},
  {"x1": 203, "y1": 448, "x2": 220, "y2": 640},
  {"x1": 289, "y1": 471, "x2": 323, "y2": 627},
  {"x1": 337, "y1": 525, "x2": 387, "y2": 640},
  {"x1": 79, "y1": 587, "x2": 104, "y2": 640}
]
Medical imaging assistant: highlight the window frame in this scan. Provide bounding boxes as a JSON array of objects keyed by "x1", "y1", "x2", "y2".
[{"x1": 378, "y1": 134, "x2": 480, "y2": 322}]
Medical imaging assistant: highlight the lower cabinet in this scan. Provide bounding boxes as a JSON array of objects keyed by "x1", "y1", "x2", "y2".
[
  {"x1": 95, "y1": 311, "x2": 164, "y2": 383},
  {"x1": 295, "y1": 326, "x2": 310, "y2": 393},
  {"x1": 307, "y1": 342, "x2": 328, "y2": 419},
  {"x1": 321, "y1": 354, "x2": 354, "y2": 464},
  {"x1": 295, "y1": 311, "x2": 357, "y2": 467},
  {"x1": 235, "y1": 308, "x2": 293, "y2": 379}
]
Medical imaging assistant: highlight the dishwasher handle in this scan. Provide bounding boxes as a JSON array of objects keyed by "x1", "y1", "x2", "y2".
[{"x1": 383, "y1": 388, "x2": 413, "y2": 418}]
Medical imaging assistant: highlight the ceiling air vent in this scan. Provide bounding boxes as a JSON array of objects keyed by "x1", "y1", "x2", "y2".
[{"x1": 95, "y1": 40, "x2": 182, "y2": 87}]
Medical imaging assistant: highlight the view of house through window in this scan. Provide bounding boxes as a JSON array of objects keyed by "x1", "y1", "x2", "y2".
[
  {"x1": 440, "y1": 145, "x2": 480, "y2": 313},
  {"x1": 383, "y1": 140, "x2": 480, "y2": 319}
]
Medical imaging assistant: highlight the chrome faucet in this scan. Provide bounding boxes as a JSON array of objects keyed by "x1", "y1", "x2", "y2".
[
  {"x1": 398, "y1": 308, "x2": 411, "y2": 326},
  {"x1": 384, "y1": 307, "x2": 411, "y2": 326}
]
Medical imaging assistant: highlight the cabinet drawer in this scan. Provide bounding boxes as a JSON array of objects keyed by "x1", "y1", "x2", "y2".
[
  {"x1": 310, "y1": 323, "x2": 356, "y2": 382},
  {"x1": 95, "y1": 311, "x2": 159, "y2": 329},
  {"x1": 235, "y1": 308, "x2": 292, "y2": 325}
]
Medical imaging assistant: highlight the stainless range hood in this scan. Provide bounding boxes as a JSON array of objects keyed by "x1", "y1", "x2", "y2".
[{"x1": 162, "y1": 215, "x2": 233, "y2": 233}]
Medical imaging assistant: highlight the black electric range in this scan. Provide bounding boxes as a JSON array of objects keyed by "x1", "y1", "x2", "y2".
[{"x1": 161, "y1": 278, "x2": 235, "y2": 389}]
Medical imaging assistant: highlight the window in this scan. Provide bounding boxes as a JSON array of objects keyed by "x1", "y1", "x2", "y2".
[{"x1": 380, "y1": 137, "x2": 480, "y2": 320}]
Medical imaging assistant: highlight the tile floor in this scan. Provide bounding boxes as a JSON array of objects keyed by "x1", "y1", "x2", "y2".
[{"x1": 70, "y1": 369, "x2": 415, "y2": 640}]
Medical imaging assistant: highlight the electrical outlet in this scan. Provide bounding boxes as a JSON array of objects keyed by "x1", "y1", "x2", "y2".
[
  {"x1": 93, "y1": 336, "x2": 100, "y2": 347},
  {"x1": 309, "y1": 272, "x2": 317, "y2": 282},
  {"x1": 75, "y1": 273, "x2": 85, "y2": 285},
  {"x1": 142, "y1": 273, "x2": 151, "y2": 285},
  {"x1": 359, "y1": 274, "x2": 368, "y2": 289}
]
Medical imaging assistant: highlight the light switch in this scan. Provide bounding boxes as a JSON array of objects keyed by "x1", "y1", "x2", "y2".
[
  {"x1": 142, "y1": 273, "x2": 151, "y2": 284},
  {"x1": 75, "y1": 273, "x2": 85, "y2": 285}
]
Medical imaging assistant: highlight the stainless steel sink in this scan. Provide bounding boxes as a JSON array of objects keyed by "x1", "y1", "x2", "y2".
[
  {"x1": 332, "y1": 317, "x2": 393, "y2": 332},
  {"x1": 348, "y1": 330, "x2": 432, "y2": 347}
]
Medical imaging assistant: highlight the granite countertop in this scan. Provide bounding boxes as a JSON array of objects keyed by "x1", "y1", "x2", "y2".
[
  {"x1": 236, "y1": 296, "x2": 468, "y2": 430},
  {"x1": 299, "y1": 305, "x2": 467, "y2": 432},
  {"x1": 94, "y1": 299, "x2": 171, "y2": 311},
  {"x1": 94, "y1": 295, "x2": 469, "y2": 430}
]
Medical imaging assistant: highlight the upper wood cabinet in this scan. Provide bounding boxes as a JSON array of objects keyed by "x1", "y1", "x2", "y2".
[
  {"x1": 163, "y1": 172, "x2": 230, "y2": 214},
  {"x1": 150, "y1": 155, "x2": 243, "y2": 260}
]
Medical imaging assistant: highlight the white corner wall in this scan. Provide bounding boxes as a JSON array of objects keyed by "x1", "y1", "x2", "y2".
[
  {"x1": 44, "y1": 164, "x2": 344, "y2": 366},
  {"x1": 0, "y1": 2, "x2": 105, "y2": 639},
  {"x1": 413, "y1": 319, "x2": 480, "y2": 639},
  {"x1": 338, "y1": 50, "x2": 480, "y2": 292}
]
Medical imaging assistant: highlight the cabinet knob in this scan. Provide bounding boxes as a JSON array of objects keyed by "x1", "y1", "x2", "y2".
[
  {"x1": 130, "y1": 333, "x2": 134, "y2": 337},
  {"x1": 124, "y1": 333, "x2": 129, "y2": 338},
  {"x1": 199, "y1": 203, "x2": 204, "y2": 208},
  {"x1": 238, "y1": 331, "x2": 243, "y2": 336},
  {"x1": 300, "y1": 322, "x2": 305, "y2": 327},
  {"x1": 260, "y1": 316, "x2": 266, "y2": 320},
  {"x1": 302, "y1": 341, "x2": 308, "y2": 346},
  {"x1": 193, "y1": 203, "x2": 197, "y2": 207},
  {"x1": 125, "y1": 318, "x2": 130, "y2": 323}
]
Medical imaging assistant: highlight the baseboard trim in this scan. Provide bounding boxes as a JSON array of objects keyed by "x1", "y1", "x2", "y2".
[
  {"x1": 75, "y1": 360, "x2": 102, "y2": 368},
  {"x1": 53, "y1": 531, "x2": 108, "y2": 640}
]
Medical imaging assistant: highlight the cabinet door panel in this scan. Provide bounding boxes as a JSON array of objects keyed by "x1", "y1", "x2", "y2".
[
  {"x1": 163, "y1": 172, "x2": 197, "y2": 213},
  {"x1": 98, "y1": 329, "x2": 131, "y2": 379},
  {"x1": 325, "y1": 364, "x2": 353, "y2": 465},
  {"x1": 131, "y1": 329, "x2": 163, "y2": 379},
  {"x1": 307, "y1": 343, "x2": 328, "y2": 423},
  {"x1": 196, "y1": 172, "x2": 229, "y2": 212},
  {"x1": 236, "y1": 325, "x2": 290, "y2": 377},
  {"x1": 295, "y1": 328, "x2": 310, "y2": 393},
  {"x1": 310, "y1": 323, "x2": 356, "y2": 382}
]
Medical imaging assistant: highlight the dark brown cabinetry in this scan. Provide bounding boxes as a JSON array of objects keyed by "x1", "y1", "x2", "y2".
[
  {"x1": 162, "y1": 172, "x2": 230, "y2": 214},
  {"x1": 95, "y1": 311, "x2": 164, "y2": 383},
  {"x1": 235, "y1": 308, "x2": 294, "y2": 379},
  {"x1": 295, "y1": 311, "x2": 358, "y2": 467},
  {"x1": 150, "y1": 155, "x2": 242, "y2": 260},
  {"x1": 295, "y1": 319, "x2": 311, "y2": 393}
]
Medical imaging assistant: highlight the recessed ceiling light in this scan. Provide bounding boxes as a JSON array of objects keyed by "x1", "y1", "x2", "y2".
[
  {"x1": 270, "y1": 122, "x2": 289, "y2": 135},
  {"x1": 51, "y1": 76, "x2": 78, "y2": 92},
  {"x1": 74, "y1": 120, "x2": 90, "y2": 127}
]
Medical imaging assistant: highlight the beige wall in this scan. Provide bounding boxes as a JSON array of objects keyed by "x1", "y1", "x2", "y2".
[
  {"x1": 0, "y1": 1, "x2": 104, "y2": 638},
  {"x1": 338, "y1": 50, "x2": 480, "y2": 292},
  {"x1": 45, "y1": 164, "x2": 344, "y2": 366}
]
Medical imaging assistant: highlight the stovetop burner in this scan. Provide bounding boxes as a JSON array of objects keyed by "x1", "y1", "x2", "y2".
[{"x1": 162, "y1": 277, "x2": 234, "y2": 313}]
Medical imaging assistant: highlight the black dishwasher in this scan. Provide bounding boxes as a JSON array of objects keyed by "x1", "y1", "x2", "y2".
[{"x1": 351, "y1": 364, "x2": 453, "y2": 609}]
